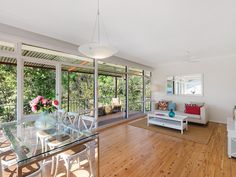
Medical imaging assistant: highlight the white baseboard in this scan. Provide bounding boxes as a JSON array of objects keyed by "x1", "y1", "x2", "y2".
[{"x1": 209, "y1": 120, "x2": 226, "y2": 124}]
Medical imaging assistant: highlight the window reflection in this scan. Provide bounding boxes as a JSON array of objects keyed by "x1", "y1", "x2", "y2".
[{"x1": 167, "y1": 74, "x2": 203, "y2": 96}]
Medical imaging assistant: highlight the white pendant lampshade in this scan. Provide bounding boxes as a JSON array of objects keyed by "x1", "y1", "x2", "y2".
[
  {"x1": 79, "y1": 43, "x2": 117, "y2": 59},
  {"x1": 78, "y1": 0, "x2": 118, "y2": 59}
]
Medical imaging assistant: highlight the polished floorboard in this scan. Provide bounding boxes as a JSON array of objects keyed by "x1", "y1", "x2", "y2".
[
  {"x1": 99, "y1": 118, "x2": 236, "y2": 177},
  {"x1": 3, "y1": 118, "x2": 236, "y2": 177}
]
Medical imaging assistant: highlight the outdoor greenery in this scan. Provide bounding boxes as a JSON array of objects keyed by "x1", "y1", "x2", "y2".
[
  {"x1": 145, "y1": 77, "x2": 151, "y2": 111},
  {"x1": 129, "y1": 75, "x2": 143, "y2": 111},
  {"x1": 0, "y1": 64, "x2": 17, "y2": 122},
  {"x1": 62, "y1": 71, "x2": 94, "y2": 112},
  {"x1": 0, "y1": 63, "x2": 151, "y2": 122},
  {"x1": 98, "y1": 75, "x2": 116, "y2": 105},
  {"x1": 24, "y1": 66, "x2": 56, "y2": 114}
]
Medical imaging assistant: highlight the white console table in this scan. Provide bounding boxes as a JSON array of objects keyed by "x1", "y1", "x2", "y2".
[{"x1": 227, "y1": 117, "x2": 236, "y2": 158}]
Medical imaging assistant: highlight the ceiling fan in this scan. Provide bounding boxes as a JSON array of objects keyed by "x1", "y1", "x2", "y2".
[{"x1": 183, "y1": 51, "x2": 200, "y2": 63}]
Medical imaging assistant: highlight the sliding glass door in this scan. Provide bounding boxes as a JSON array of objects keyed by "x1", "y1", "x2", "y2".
[
  {"x1": 128, "y1": 73, "x2": 143, "y2": 117},
  {"x1": 0, "y1": 40, "x2": 152, "y2": 127},
  {"x1": 0, "y1": 57, "x2": 17, "y2": 122},
  {"x1": 61, "y1": 65, "x2": 94, "y2": 113},
  {"x1": 145, "y1": 71, "x2": 152, "y2": 112},
  {"x1": 23, "y1": 63, "x2": 56, "y2": 115},
  {"x1": 97, "y1": 62, "x2": 126, "y2": 126}
]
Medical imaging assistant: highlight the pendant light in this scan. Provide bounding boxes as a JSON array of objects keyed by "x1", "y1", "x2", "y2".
[{"x1": 78, "y1": 0, "x2": 118, "y2": 59}]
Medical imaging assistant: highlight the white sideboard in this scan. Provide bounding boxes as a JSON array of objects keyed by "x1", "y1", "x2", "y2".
[{"x1": 227, "y1": 117, "x2": 236, "y2": 158}]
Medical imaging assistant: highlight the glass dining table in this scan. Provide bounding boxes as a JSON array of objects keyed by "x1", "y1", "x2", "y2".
[{"x1": 0, "y1": 119, "x2": 99, "y2": 177}]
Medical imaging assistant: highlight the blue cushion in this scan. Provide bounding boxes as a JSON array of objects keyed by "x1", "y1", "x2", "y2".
[{"x1": 168, "y1": 103, "x2": 176, "y2": 111}]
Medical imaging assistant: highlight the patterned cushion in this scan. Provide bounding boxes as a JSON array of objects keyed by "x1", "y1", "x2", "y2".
[
  {"x1": 158, "y1": 101, "x2": 168, "y2": 111},
  {"x1": 105, "y1": 106, "x2": 112, "y2": 114}
]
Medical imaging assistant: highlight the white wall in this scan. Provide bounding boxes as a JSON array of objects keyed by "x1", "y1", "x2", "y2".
[{"x1": 152, "y1": 57, "x2": 236, "y2": 124}]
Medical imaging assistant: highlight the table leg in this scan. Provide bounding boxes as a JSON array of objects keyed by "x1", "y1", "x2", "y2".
[
  {"x1": 0, "y1": 156, "x2": 2, "y2": 177},
  {"x1": 186, "y1": 120, "x2": 188, "y2": 131},
  {"x1": 96, "y1": 136, "x2": 100, "y2": 177},
  {"x1": 181, "y1": 121, "x2": 183, "y2": 134}
]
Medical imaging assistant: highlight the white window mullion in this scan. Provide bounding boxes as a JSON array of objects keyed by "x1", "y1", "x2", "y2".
[
  {"x1": 125, "y1": 66, "x2": 129, "y2": 118},
  {"x1": 16, "y1": 42, "x2": 24, "y2": 123},
  {"x1": 56, "y1": 63, "x2": 62, "y2": 109},
  {"x1": 142, "y1": 70, "x2": 146, "y2": 113},
  {"x1": 94, "y1": 60, "x2": 98, "y2": 128}
]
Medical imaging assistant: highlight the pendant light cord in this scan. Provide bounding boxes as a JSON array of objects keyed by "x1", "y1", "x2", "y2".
[{"x1": 97, "y1": 0, "x2": 100, "y2": 44}]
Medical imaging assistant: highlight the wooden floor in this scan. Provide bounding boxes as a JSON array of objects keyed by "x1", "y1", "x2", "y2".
[
  {"x1": 99, "y1": 118, "x2": 236, "y2": 177},
  {"x1": 3, "y1": 118, "x2": 236, "y2": 177}
]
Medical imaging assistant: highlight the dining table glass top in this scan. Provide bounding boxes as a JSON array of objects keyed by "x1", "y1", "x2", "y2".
[{"x1": 1, "y1": 119, "x2": 98, "y2": 166}]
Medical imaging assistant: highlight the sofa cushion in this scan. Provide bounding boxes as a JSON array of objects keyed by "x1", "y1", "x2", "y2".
[
  {"x1": 98, "y1": 107, "x2": 105, "y2": 116},
  {"x1": 185, "y1": 104, "x2": 201, "y2": 115},
  {"x1": 168, "y1": 103, "x2": 176, "y2": 111},
  {"x1": 105, "y1": 106, "x2": 112, "y2": 114},
  {"x1": 157, "y1": 101, "x2": 168, "y2": 111}
]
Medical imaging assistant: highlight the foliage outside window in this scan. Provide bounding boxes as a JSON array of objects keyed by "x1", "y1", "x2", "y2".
[
  {"x1": 128, "y1": 75, "x2": 143, "y2": 112},
  {"x1": 0, "y1": 42, "x2": 152, "y2": 122},
  {"x1": 24, "y1": 65, "x2": 56, "y2": 115},
  {"x1": 98, "y1": 75, "x2": 115, "y2": 106},
  {"x1": 0, "y1": 63, "x2": 17, "y2": 122},
  {"x1": 117, "y1": 77, "x2": 125, "y2": 108},
  {"x1": 62, "y1": 70, "x2": 94, "y2": 112},
  {"x1": 145, "y1": 76, "x2": 151, "y2": 111}
]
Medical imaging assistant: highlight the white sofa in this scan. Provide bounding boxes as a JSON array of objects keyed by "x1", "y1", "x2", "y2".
[{"x1": 155, "y1": 104, "x2": 208, "y2": 125}]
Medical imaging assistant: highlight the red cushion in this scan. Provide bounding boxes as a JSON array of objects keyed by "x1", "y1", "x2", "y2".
[{"x1": 185, "y1": 104, "x2": 201, "y2": 115}]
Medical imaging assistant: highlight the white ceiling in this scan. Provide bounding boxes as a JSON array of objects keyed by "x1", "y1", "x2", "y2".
[{"x1": 0, "y1": 0, "x2": 235, "y2": 66}]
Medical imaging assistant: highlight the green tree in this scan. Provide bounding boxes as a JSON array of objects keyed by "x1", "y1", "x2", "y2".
[
  {"x1": 0, "y1": 64, "x2": 17, "y2": 122},
  {"x1": 98, "y1": 75, "x2": 115, "y2": 105},
  {"x1": 23, "y1": 66, "x2": 56, "y2": 114},
  {"x1": 62, "y1": 71, "x2": 94, "y2": 112},
  {"x1": 0, "y1": 62, "x2": 149, "y2": 122},
  {"x1": 129, "y1": 75, "x2": 143, "y2": 111}
]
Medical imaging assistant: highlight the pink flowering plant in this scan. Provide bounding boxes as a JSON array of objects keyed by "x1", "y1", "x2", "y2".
[{"x1": 29, "y1": 96, "x2": 59, "y2": 113}]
